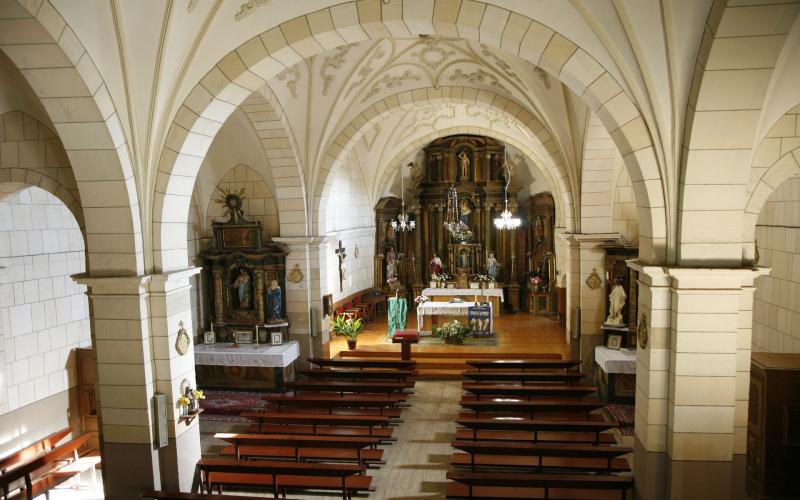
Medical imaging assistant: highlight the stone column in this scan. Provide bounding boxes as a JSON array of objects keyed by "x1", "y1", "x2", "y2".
[{"x1": 74, "y1": 268, "x2": 202, "y2": 499}]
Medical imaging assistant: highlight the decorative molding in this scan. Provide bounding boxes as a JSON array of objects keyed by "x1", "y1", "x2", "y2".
[
  {"x1": 234, "y1": 0, "x2": 271, "y2": 21},
  {"x1": 363, "y1": 70, "x2": 421, "y2": 101},
  {"x1": 637, "y1": 313, "x2": 648, "y2": 349},
  {"x1": 585, "y1": 269, "x2": 602, "y2": 290},
  {"x1": 398, "y1": 104, "x2": 456, "y2": 141},
  {"x1": 288, "y1": 264, "x2": 304, "y2": 283},
  {"x1": 277, "y1": 65, "x2": 301, "y2": 98},
  {"x1": 412, "y1": 39, "x2": 456, "y2": 71},
  {"x1": 321, "y1": 45, "x2": 354, "y2": 96},
  {"x1": 448, "y1": 68, "x2": 509, "y2": 94},
  {"x1": 534, "y1": 67, "x2": 551, "y2": 89},
  {"x1": 345, "y1": 46, "x2": 387, "y2": 98},
  {"x1": 480, "y1": 46, "x2": 525, "y2": 88}
]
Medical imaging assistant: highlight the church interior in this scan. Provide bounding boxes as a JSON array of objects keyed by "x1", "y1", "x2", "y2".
[{"x1": 0, "y1": 1, "x2": 799, "y2": 499}]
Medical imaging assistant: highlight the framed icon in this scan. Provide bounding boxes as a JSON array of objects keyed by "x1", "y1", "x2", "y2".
[
  {"x1": 203, "y1": 331, "x2": 215, "y2": 345},
  {"x1": 606, "y1": 333, "x2": 623, "y2": 350},
  {"x1": 235, "y1": 330, "x2": 253, "y2": 344},
  {"x1": 271, "y1": 331, "x2": 283, "y2": 346}
]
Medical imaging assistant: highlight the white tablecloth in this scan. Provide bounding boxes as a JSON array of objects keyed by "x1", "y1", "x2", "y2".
[
  {"x1": 194, "y1": 341, "x2": 299, "y2": 368},
  {"x1": 416, "y1": 301, "x2": 493, "y2": 332},
  {"x1": 595, "y1": 346, "x2": 636, "y2": 374},
  {"x1": 422, "y1": 287, "x2": 504, "y2": 302}
]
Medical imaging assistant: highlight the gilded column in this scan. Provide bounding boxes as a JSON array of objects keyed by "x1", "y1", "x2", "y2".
[{"x1": 212, "y1": 268, "x2": 224, "y2": 327}]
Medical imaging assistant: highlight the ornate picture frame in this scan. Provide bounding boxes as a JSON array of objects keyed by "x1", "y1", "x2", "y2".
[
  {"x1": 235, "y1": 330, "x2": 253, "y2": 344},
  {"x1": 203, "y1": 331, "x2": 215, "y2": 345},
  {"x1": 606, "y1": 333, "x2": 623, "y2": 350},
  {"x1": 271, "y1": 331, "x2": 283, "y2": 346}
]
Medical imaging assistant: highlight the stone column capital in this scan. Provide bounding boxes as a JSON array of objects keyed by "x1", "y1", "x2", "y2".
[
  {"x1": 73, "y1": 267, "x2": 202, "y2": 295},
  {"x1": 273, "y1": 236, "x2": 327, "y2": 250},
  {"x1": 565, "y1": 232, "x2": 623, "y2": 248}
]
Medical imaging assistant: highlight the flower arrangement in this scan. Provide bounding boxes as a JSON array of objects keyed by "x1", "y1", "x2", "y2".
[
  {"x1": 472, "y1": 274, "x2": 490, "y2": 284},
  {"x1": 414, "y1": 295, "x2": 429, "y2": 306},
  {"x1": 450, "y1": 222, "x2": 474, "y2": 243},
  {"x1": 329, "y1": 314, "x2": 364, "y2": 340},
  {"x1": 178, "y1": 387, "x2": 205, "y2": 415},
  {"x1": 432, "y1": 272, "x2": 451, "y2": 284},
  {"x1": 530, "y1": 274, "x2": 543, "y2": 291},
  {"x1": 433, "y1": 319, "x2": 472, "y2": 344}
]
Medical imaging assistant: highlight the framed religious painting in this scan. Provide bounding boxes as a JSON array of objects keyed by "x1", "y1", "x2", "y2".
[
  {"x1": 235, "y1": 330, "x2": 253, "y2": 344},
  {"x1": 271, "y1": 331, "x2": 283, "y2": 346},
  {"x1": 203, "y1": 331, "x2": 215, "y2": 345},
  {"x1": 606, "y1": 333, "x2": 623, "y2": 350}
]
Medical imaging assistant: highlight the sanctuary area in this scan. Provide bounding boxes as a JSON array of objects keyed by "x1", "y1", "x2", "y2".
[{"x1": 0, "y1": 2, "x2": 799, "y2": 500}]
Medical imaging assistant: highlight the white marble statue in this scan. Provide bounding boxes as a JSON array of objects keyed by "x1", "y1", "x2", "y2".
[{"x1": 605, "y1": 283, "x2": 627, "y2": 326}]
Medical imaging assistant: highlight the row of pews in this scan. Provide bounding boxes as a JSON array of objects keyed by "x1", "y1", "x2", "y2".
[
  {"x1": 445, "y1": 359, "x2": 634, "y2": 499},
  {"x1": 0, "y1": 428, "x2": 100, "y2": 500},
  {"x1": 146, "y1": 356, "x2": 416, "y2": 500}
]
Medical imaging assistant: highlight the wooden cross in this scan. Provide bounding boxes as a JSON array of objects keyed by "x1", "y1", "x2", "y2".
[{"x1": 335, "y1": 240, "x2": 346, "y2": 292}]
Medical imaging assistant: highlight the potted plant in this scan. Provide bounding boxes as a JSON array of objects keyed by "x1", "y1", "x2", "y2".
[
  {"x1": 330, "y1": 314, "x2": 364, "y2": 350},
  {"x1": 433, "y1": 319, "x2": 472, "y2": 345}
]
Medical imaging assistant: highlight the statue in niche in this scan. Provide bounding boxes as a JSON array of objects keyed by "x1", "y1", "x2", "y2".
[
  {"x1": 409, "y1": 161, "x2": 424, "y2": 187},
  {"x1": 486, "y1": 253, "x2": 498, "y2": 281},
  {"x1": 605, "y1": 281, "x2": 627, "y2": 326},
  {"x1": 266, "y1": 279, "x2": 284, "y2": 323},
  {"x1": 230, "y1": 268, "x2": 253, "y2": 310},
  {"x1": 457, "y1": 150, "x2": 470, "y2": 180},
  {"x1": 386, "y1": 246, "x2": 398, "y2": 280},
  {"x1": 534, "y1": 216, "x2": 544, "y2": 243},
  {"x1": 430, "y1": 253, "x2": 442, "y2": 277},
  {"x1": 459, "y1": 199, "x2": 472, "y2": 226},
  {"x1": 459, "y1": 249, "x2": 470, "y2": 270}
]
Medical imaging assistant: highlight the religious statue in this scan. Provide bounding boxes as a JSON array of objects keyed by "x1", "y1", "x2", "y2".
[
  {"x1": 409, "y1": 161, "x2": 424, "y2": 187},
  {"x1": 459, "y1": 249, "x2": 469, "y2": 269},
  {"x1": 266, "y1": 279, "x2": 284, "y2": 323},
  {"x1": 486, "y1": 253, "x2": 498, "y2": 281},
  {"x1": 605, "y1": 282, "x2": 627, "y2": 326},
  {"x1": 534, "y1": 216, "x2": 544, "y2": 243},
  {"x1": 430, "y1": 253, "x2": 442, "y2": 276},
  {"x1": 459, "y1": 199, "x2": 472, "y2": 225},
  {"x1": 230, "y1": 268, "x2": 252, "y2": 309},
  {"x1": 386, "y1": 247, "x2": 397, "y2": 280},
  {"x1": 457, "y1": 150, "x2": 470, "y2": 180}
]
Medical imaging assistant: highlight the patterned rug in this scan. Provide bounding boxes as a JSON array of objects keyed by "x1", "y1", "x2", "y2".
[
  {"x1": 199, "y1": 390, "x2": 273, "y2": 422},
  {"x1": 607, "y1": 403, "x2": 635, "y2": 436}
]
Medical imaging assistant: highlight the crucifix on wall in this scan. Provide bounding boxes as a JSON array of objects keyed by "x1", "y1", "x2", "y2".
[{"x1": 335, "y1": 240, "x2": 346, "y2": 292}]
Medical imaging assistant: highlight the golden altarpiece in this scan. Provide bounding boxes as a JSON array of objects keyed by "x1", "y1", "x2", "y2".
[{"x1": 373, "y1": 135, "x2": 555, "y2": 312}]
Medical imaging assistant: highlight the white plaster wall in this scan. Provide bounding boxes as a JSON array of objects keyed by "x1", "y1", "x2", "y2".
[
  {"x1": 612, "y1": 167, "x2": 639, "y2": 244},
  {"x1": 753, "y1": 176, "x2": 800, "y2": 352},
  {"x1": 0, "y1": 186, "x2": 89, "y2": 415},
  {"x1": 204, "y1": 165, "x2": 279, "y2": 239}
]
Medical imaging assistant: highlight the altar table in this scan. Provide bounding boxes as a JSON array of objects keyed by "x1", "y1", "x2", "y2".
[
  {"x1": 416, "y1": 301, "x2": 494, "y2": 333},
  {"x1": 422, "y1": 287, "x2": 503, "y2": 314},
  {"x1": 594, "y1": 346, "x2": 636, "y2": 402},
  {"x1": 194, "y1": 341, "x2": 299, "y2": 391}
]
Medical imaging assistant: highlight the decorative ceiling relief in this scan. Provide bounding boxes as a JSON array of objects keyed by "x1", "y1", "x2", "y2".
[
  {"x1": 397, "y1": 104, "x2": 457, "y2": 142},
  {"x1": 321, "y1": 45, "x2": 354, "y2": 96},
  {"x1": 480, "y1": 46, "x2": 526, "y2": 89},
  {"x1": 362, "y1": 124, "x2": 382, "y2": 151},
  {"x1": 345, "y1": 45, "x2": 388, "y2": 98},
  {"x1": 277, "y1": 65, "x2": 301, "y2": 98},
  {"x1": 187, "y1": 0, "x2": 199, "y2": 12},
  {"x1": 234, "y1": 0, "x2": 270, "y2": 21},
  {"x1": 534, "y1": 67, "x2": 551, "y2": 89},
  {"x1": 448, "y1": 68, "x2": 509, "y2": 94},
  {"x1": 412, "y1": 39, "x2": 456, "y2": 71},
  {"x1": 362, "y1": 70, "x2": 421, "y2": 102}
]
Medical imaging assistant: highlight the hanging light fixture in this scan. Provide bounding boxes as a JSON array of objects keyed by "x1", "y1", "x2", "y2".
[
  {"x1": 391, "y1": 163, "x2": 416, "y2": 232},
  {"x1": 494, "y1": 145, "x2": 521, "y2": 230}
]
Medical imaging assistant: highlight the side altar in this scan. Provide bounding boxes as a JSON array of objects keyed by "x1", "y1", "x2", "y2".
[{"x1": 421, "y1": 287, "x2": 503, "y2": 314}]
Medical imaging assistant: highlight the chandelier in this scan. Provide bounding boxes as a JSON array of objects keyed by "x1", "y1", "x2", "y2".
[
  {"x1": 391, "y1": 163, "x2": 415, "y2": 232},
  {"x1": 494, "y1": 145, "x2": 521, "y2": 230}
]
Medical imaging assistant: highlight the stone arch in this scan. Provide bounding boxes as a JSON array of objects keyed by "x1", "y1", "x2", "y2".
[
  {"x1": 580, "y1": 112, "x2": 624, "y2": 234},
  {"x1": 154, "y1": 1, "x2": 670, "y2": 272},
  {"x1": 0, "y1": 0, "x2": 143, "y2": 276},
  {"x1": 0, "y1": 110, "x2": 84, "y2": 228},
  {"x1": 313, "y1": 87, "x2": 573, "y2": 236},
  {"x1": 679, "y1": 1, "x2": 800, "y2": 265}
]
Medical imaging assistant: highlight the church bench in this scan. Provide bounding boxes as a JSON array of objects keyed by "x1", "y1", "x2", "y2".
[
  {"x1": 450, "y1": 453, "x2": 630, "y2": 474},
  {"x1": 245, "y1": 424, "x2": 395, "y2": 441},
  {"x1": 462, "y1": 384, "x2": 597, "y2": 399},
  {"x1": 241, "y1": 412, "x2": 391, "y2": 437},
  {"x1": 463, "y1": 371, "x2": 586, "y2": 384},
  {"x1": 215, "y1": 433, "x2": 382, "y2": 464},
  {"x1": 286, "y1": 380, "x2": 414, "y2": 394},
  {"x1": 0, "y1": 428, "x2": 72, "y2": 474},
  {"x1": 0, "y1": 433, "x2": 93, "y2": 500},
  {"x1": 460, "y1": 398, "x2": 606, "y2": 419},
  {"x1": 264, "y1": 394, "x2": 406, "y2": 416},
  {"x1": 262, "y1": 406, "x2": 403, "y2": 419},
  {"x1": 144, "y1": 492, "x2": 265, "y2": 500},
  {"x1": 219, "y1": 445, "x2": 385, "y2": 466},
  {"x1": 455, "y1": 429, "x2": 617, "y2": 445},
  {"x1": 466, "y1": 360, "x2": 581, "y2": 371},
  {"x1": 309, "y1": 358, "x2": 416, "y2": 370},
  {"x1": 297, "y1": 368, "x2": 417, "y2": 382},
  {"x1": 456, "y1": 418, "x2": 617, "y2": 443},
  {"x1": 451, "y1": 441, "x2": 632, "y2": 472},
  {"x1": 196, "y1": 458, "x2": 368, "y2": 499},
  {"x1": 446, "y1": 471, "x2": 633, "y2": 499}
]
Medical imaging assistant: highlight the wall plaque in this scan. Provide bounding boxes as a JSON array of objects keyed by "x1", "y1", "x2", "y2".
[{"x1": 585, "y1": 269, "x2": 602, "y2": 290}]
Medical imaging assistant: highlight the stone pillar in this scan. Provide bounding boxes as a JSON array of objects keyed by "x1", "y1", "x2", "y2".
[
  {"x1": 74, "y1": 268, "x2": 202, "y2": 499},
  {"x1": 273, "y1": 237, "x2": 326, "y2": 368}
]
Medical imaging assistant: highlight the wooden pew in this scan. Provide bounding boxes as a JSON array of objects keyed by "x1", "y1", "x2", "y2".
[
  {"x1": 460, "y1": 398, "x2": 606, "y2": 419},
  {"x1": 214, "y1": 433, "x2": 382, "y2": 465},
  {"x1": 264, "y1": 394, "x2": 405, "y2": 417},
  {"x1": 446, "y1": 470, "x2": 633, "y2": 499},
  {"x1": 0, "y1": 428, "x2": 72, "y2": 474},
  {"x1": 0, "y1": 433, "x2": 93, "y2": 500},
  {"x1": 144, "y1": 492, "x2": 264, "y2": 500},
  {"x1": 297, "y1": 368, "x2": 417, "y2": 382},
  {"x1": 466, "y1": 360, "x2": 581, "y2": 371},
  {"x1": 463, "y1": 371, "x2": 586, "y2": 384},
  {"x1": 197, "y1": 458, "x2": 369, "y2": 500},
  {"x1": 462, "y1": 384, "x2": 597, "y2": 399},
  {"x1": 287, "y1": 380, "x2": 413, "y2": 395},
  {"x1": 309, "y1": 358, "x2": 416, "y2": 370},
  {"x1": 456, "y1": 417, "x2": 617, "y2": 443},
  {"x1": 242, "y1": 412, "x2": 392, "y2": 437},
  {"x1": 451, "y1": 441, "x2": 632, "y2": 473}
]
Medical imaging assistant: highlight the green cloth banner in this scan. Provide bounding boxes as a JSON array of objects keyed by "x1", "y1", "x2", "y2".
[{"x1": 387, "y1": 297, "x2": 407, "y2": 337}]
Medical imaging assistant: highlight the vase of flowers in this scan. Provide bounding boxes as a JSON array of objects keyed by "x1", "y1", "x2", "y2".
[
  {"x1": 530, "y1": 274, "x2": 543, "y2": 292},
  {"x1": 414, "y1": 295, "x2": 429, "y2": 308},
  {"x1": 434, "y1": 273, "x2": 450, "y2": 288},
  {"x1": 330, "y1": 314, "x2": 364, "y2": 350},
  {"x1": 178, "y1": 387, "x2": 205, "y2": 416},
  {"x1": 433, "y1": 320, "x2": 472, "y2": 345},
  {"x1": 473, "y1": 274, "x2": 490, "y2": 288}
]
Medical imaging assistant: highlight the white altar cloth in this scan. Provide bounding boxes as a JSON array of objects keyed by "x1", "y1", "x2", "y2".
[
  {"x1": 594, "y1": 346, "x2": 636, "y2": 374},
  {"x1": 422, "y1": 287, "x2": 504, "y2": 302},
  {"x1": 194, "y1": 341, "x2": 299, "y2": 368},
  {"x1": 416, "y1": 301, "x2": 493, "y2": 332}
]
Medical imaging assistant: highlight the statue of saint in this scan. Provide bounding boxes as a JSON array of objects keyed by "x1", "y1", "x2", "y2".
[
  {"x1": 266, "y1": 279, "x2": 284, "y2": 322},
  {"x1": 457, "y1": 150, "x2": 470, "y2": 180},
  {"x1": 230, "y1": 268, "x2": 252, "y2": 309},
  {"x1": 430, "y1": 254, "x2": 442, "y2": 277},
  {"x1": 459, "y1": 199, "x2": 471, "y2": 225},
  {"x1": 386, "y1": 247, "x2": 397, "y2": 280},
  {"x1": 408, "y1": 161, "x2": 424, "y2": 187},
  {"x1": 486, "y1": 253, "x2": 498, "y2": 281},
  {"x1": 534, "y1": 216, "x2": 544, "y2": 243},
  {"x1": 459, "y1": 249, "x2": 469, "y2": 270},
  {"x1": 605, "y1": 283, "x2": 627, "y2": 326}
]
